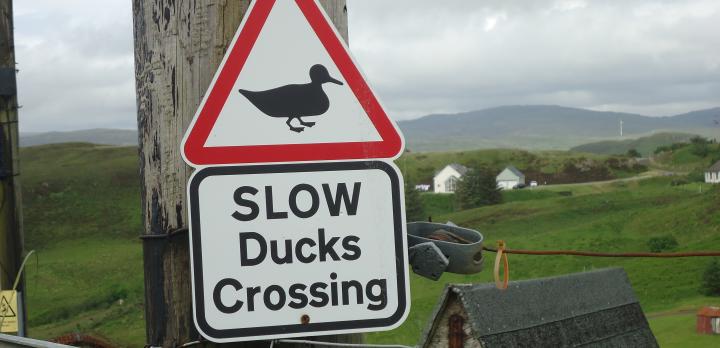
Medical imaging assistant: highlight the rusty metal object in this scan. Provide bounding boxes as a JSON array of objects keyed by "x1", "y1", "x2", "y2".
[
  {"x1": 52, "y1": 333, "x2": 115, "y2": 348},
  {"x1": 449, "y1": 314, "x2": 465, "y2": 348},
  {"x1": 427, "y1": 229, "x2": 473, "y2": 244}
]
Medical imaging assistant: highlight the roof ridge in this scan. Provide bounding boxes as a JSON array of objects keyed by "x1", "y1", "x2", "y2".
[
  {"x1": 708, "y1": 160, "x2": 720, "y2": 172},
  {"x1": 453, "y1": 268, "x2": 638, "y2": 337}
]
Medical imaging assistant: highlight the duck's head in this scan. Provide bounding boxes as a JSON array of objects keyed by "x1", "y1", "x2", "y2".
[{"x1": 310, "y1": 64, "x2": 343, "y2": 85}]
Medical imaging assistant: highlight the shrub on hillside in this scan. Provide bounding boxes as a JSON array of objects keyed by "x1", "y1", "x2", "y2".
[
  {"x1": 559, "y1": 159, "x2": 614, "y2": 183},
  {"x1": 647, "y1": 235, "x2": 678, "y2": 253},
  {"x1": 700, "y1": 259, "x2": 720, "y2": 297},
  {"x1": 404, "y1": 179, "x2": 426, "y2": 222},
  {"x1": 626, "y1": 148, "x2": 641, "y2": 158},
  {"x1": 690, "y1": 138, "x2": 711, "y2": 157},
  {"x1": 455, "y1": 167, "x2": 502, "y2": 210},
  {"x1": 671, "y1": 142, "x2": 689, "y2": 151},
  {"x1": 687, "y1": 170, "x2": 705, "y2": 183},
  {"x1": 654, "y1": 145, "x2": 671, "y2": 155},
  {"x1": 604, "y1": 157, "x2": 647, "y2": 174},
  {"x1": 670, "y1": 179, "x2": 689, "y2": 186},
  {"x1": 605, "y1": 157, "x2": 621, "y2": 169}
]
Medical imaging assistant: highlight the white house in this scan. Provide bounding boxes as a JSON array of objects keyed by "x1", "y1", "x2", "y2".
[
  {"x1": 496, "y1": 165, "x2": 525, "y2": 190},
  {"x1": 705, "y1": 161, "x2": 720, "y2": 184},
  {"x1": 433, "y1": 163, "x2": 468, "y2": 193}
]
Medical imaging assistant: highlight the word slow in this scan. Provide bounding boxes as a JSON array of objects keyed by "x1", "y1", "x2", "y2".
[{"x1": 232, "y1": 182, "x2": 361, "y2": 221}]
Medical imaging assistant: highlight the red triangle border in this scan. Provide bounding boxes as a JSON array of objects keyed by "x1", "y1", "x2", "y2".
[{"x1": 183, "y1": 0, "x2": 403, "y2": 166}]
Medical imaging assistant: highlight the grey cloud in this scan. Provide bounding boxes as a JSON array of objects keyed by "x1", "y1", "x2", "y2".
[
  {"x1": 15, "y1": 0, "x2": 135, "y2": 132},
  {"x1": 12, "y1": 0, "x2": 720, "y2": 132},
  {"x1": 348, "y1": 0, "x2": 720, "y2": 119}
]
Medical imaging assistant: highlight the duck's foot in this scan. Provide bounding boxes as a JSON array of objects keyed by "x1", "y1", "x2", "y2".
[
  {"x1": 297, "y1": 118, "x2": 315, "y2": 127},
  {"x1": 286, "y1": 118, "x2": 305, "y2": 132}
]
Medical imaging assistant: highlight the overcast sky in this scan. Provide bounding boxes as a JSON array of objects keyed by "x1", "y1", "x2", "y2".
[{"x1": 13, "y1": 0, "x2": 720, "y2": 132}]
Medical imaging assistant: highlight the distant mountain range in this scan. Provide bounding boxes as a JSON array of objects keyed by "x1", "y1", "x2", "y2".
[
  {"x1": 19, "y1": 105, "x2": 720, "y2": 151},
  {"x1": 20, "y1": 128, "x2": 138, "y2": 147},
  {"x1": 397, "y1": 105, "x2": 720, "y2": 151}
]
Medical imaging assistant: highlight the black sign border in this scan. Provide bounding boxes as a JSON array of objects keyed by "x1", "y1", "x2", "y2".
[{"x1": 189, "y1": 161, "x2": 408, "y2": 340}]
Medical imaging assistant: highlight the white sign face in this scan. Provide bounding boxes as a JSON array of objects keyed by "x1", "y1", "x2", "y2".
[
  {"x1": 188, "y1": 161, "x2": 409, "y2": 342},
  {"x1": 204, "y1": 0, "x2": 381, "y2": 147}
]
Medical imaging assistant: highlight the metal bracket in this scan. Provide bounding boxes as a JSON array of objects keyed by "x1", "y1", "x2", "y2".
[
  {"x1": 139, "y1": 224, "x2": 482, "y2": 282},
  {"x1": 138, "y1": 228, "x2": 188, "y2": 241},
  {"x1": 0, "y1": 68, "x2": 16, "y2": 97},
  {"x1": 407, "y1": 222, "x2": 484, "y2": 280},
  {"x1": 408, "y1": 242, "x2": 449, "y2": 281}
]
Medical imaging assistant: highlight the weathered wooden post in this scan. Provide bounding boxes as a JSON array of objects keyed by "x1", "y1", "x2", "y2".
[
  {"x1": 0, "y1": 0, "x2": 25, "y2": 335},
  {"x1": 132, "y1": 0, "x2": 361, "y2": 346}
]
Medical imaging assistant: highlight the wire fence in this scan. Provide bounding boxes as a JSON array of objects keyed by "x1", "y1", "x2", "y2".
[{"x1": 483, "y1": 245, "x2": 720, "y2": 257}]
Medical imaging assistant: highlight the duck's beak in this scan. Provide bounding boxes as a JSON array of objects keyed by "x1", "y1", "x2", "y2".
[{"x1": 327, "y1": 76, "x2": 344, "y2": 85}]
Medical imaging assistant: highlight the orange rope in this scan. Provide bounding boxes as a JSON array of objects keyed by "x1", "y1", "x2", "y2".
[
  {"x1": 493, "y1": 240, "x2": 509, "y2": 290},
  {"x1": 483, "y1": 246, "x2": 720, "y2": 258}
]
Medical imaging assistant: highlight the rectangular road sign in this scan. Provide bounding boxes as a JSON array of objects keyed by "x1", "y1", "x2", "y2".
[{"x1": 188, "y1": 161, "x2": 409, "y2": 342}]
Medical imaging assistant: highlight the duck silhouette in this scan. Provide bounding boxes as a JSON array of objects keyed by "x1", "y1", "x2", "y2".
[{"x1": 238, "y1": 64, "x2": 344, "y2": 133}]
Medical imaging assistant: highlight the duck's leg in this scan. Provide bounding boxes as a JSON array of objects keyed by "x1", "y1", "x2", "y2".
[
  {"x1": 286, "y1": 117, "x2": 305, "y2": 133},
  {"x1": 297, "y1": 117, "x2": 315, "y2": 127}
]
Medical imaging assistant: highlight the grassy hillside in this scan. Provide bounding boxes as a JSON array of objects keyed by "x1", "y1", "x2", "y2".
[
  {"x1": 21, "y1": 143, "x2": 144, "y2": 346},
  {"x1": 571, "y1": 132, "x2": 698, "y2": 156},
  {"x1": 652, "y1": 141, "x2": 720, "y2": 174},
  {"x1": 20, "y1": 129, "x2": 138, "y2": 147},
  {"x1": 371, "y1": 177, "x2": 720, "y2": 346},
  {"x1": 17, "y1": 143, "x2": 720, "y2": 347}
]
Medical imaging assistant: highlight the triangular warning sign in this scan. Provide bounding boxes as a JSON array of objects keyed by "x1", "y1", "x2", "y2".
[
  {"x1": 0, "y1": 296, "x2": 16, "y2": 318},
  {"x1": 182, "y1": 0, "x2": 404, "y2": 166}
]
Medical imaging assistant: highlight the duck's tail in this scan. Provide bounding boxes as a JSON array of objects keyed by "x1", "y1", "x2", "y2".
[{"x1": 238, "y1": 89, "x2": 252, "y2": 99}]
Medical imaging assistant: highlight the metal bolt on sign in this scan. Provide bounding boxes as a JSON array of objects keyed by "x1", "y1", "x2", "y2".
[{"x1": 407, "y1": 222, "x2": 484, "y2": 280}]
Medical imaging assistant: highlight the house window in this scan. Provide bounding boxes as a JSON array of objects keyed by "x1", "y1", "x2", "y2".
[{"x1": 445, "y1": 176, "x2": 459, "y2": 192}]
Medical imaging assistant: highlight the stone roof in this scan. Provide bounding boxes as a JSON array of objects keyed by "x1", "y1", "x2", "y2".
[
  {"x1": 419, "y1": 268, "x2": 658, "y2": 347},
  {"x1": 708, "y1": 160, "x2": 720, "y2": 173}
]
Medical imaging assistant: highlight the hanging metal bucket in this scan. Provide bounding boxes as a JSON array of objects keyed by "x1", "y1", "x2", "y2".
[{"x1": 407, "y1": 222, "x2": 484, "y2": 280}]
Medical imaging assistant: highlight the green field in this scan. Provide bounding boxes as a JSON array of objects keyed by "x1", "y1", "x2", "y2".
[
  {"x1": 650, "y1": 312, "x2": 719, "y2": 347},
  {"x1": 21, "y1": 144, "x2": 144, "y2": 347},
  {"x1": 652, "y1": 143, "x2": 720, "y2": 173},
  {"x1": 18, "y1": 143, "x2": 720, "y2": 347},
  {"x1": 370, "y1": 176, "x2": 720, "y2": 346}
]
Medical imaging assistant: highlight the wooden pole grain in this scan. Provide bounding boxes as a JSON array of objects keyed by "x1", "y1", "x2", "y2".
[
  {"x1": 0, "y1": 0, "x2": 25, "y2": 335},
  {"x1": 132, "y1": 1, "x2": 361, "y2": 346}
]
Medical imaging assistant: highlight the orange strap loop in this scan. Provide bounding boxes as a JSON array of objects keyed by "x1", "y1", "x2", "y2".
[{"x1": 493, "y1": 240, "x2": 509, "y2": 290}]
